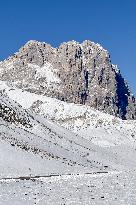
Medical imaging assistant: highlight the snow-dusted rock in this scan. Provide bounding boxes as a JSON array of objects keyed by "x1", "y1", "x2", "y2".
[{"x1": 0, "y1": 40, "x2": 135, "y2": 119}]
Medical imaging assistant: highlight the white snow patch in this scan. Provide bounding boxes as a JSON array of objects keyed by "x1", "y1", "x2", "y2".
[{"x1": 33, "y1": 62, "x2": 61, "y2": 85}]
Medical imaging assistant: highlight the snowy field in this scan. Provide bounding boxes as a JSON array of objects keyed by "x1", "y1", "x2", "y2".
[{"x1": 0, "y1": 171, "x2": 136, "y2": 205}]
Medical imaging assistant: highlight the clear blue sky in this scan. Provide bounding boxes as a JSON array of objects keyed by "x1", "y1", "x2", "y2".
[{"x1": 0, "y1": 0, "x2": 136, "y2": 94}]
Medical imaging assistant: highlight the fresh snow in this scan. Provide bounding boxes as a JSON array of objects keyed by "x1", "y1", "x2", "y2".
[
  {"x1": 1, "y1": 170, "x2": 136, "y2": 205},
  {"x1": 28, "y1": 62, "x2": 61, "y2": 86},
  {"x1": 0, "y1": 80, "x2": 136, "y2": 204},
  {"x1": 0, "y1": 80, "x2": 135, "y2": 148}
]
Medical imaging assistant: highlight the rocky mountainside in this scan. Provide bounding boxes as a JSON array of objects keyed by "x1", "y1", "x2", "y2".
[{"x1": 0, "y1": 40, "x2": 135, "y2": 119}]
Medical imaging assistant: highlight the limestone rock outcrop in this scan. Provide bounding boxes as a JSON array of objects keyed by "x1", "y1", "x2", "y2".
[{"x1": 0, "y1": 40, "x2": 135, "y2": 119}]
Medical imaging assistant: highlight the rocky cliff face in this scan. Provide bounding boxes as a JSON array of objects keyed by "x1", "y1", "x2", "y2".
[{"x1": 0, "y1": 40, "x2": 135, "y2": 119}]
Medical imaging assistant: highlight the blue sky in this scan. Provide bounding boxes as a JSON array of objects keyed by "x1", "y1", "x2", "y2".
[{"x1": 0, "y1": 0, "x2": 136, "y2": 94}]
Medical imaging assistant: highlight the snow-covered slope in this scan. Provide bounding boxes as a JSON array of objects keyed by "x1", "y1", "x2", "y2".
[
  {"x1": 0, "y1": 81, "x2": 136, "y2": 173},
  {"x1": 1, "y1": 80, "x2": 135, "y2": 147},
  {"x1": 1, "y1": 86, "x2": 115, "y2": 179},
  {"x1": 0, "y1": 80, "x2": 136, "y2": 204}
]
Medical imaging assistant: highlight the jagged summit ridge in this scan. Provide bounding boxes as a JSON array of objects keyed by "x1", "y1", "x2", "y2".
[{"x1": 0, "y1": 39, "x2": 135, "y2": 119}]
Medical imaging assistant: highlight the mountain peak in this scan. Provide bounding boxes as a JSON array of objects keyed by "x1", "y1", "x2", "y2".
[{"x1": 0, "y1": 39, "x2": 135, "y2": 119}]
